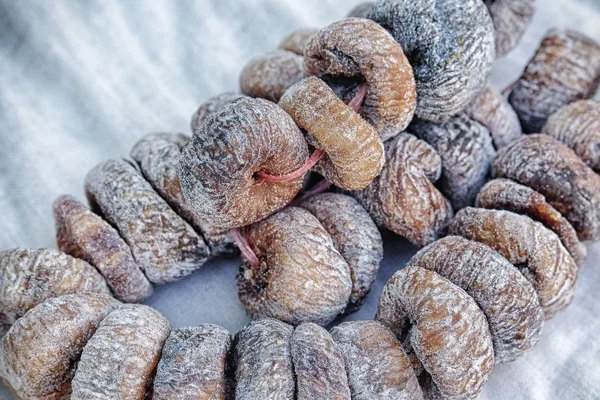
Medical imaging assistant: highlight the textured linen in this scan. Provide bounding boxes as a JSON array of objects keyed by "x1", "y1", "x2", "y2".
[{"x1": 0, "y1": 1, "x2": 599, "y2": 399}]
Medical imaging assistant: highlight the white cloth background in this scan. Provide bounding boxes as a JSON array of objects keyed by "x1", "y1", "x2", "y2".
[{"x1": 1, "y1": 1, "x2": 599, "y2": 399}]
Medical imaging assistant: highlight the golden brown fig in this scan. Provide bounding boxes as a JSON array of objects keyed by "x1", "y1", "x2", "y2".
[
  {"x1": 237, "y1": 207, "x2": 352, "y2": 326},
  {"x1": 0, "y1": 294, "x2": 119, "y2": 400},
  {"x1": 278, "y1": 28, "x2": 318, "y2": 55}
]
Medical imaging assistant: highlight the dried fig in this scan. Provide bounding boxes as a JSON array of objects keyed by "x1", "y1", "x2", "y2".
[
  {"x1": 298, "y1": 192, "x2": 383, "y2": 311},
  {"x1": 476, "y1": 178, "x2": 586, "y2": 266},
  {"x1": 410, "y1": 114, "x2": 496, "y2": 209},
  {"x1": 240, "y1": 50, "x2": 305, "y2": 102},
  {"x1": 279, "y1": 77, "x2": 384, "y2": 190},
  {"x1": 237, "y1": 207, "x2": 352, "y2": 325},
  {"x1": 71, "y1": 304, "x2": 170, "y2": 400},
  {"x1": 466, "y1": 87, "x2": 522, "y2": 149},
  {"x1": 377, "y1": 265, "x2": 494, "y2": 400},
  {"x1": 85, "y1": 159, "x2": 210, "y2": 284},
  {"x1": 408, "y1": 236, "x2": 544, "y2": 364},
  {"x1": 179, "y1": 97, "x2": 310, "y2": 228},
  {"x1": 53, "y1": 195, "x2": 153, "y2": 302},
  {"x1": 191, "y1": 92, "x2": 247, "y2": 134},
  {"x1": 493, "y1": 134, "x2": 600, "y2": 240},
  {"x1": 291, "y1": 323, "x2": 351, "y2": 400},
  {"x1": 350, "y1": 133, "x2": 453, "y2": 246},
  {"x1": 367, "y1": 0, "x2": 495, "y2": 122},
  {"x1": 232, "y1": 318, "x2": 294, "y2": 400},
  {"x1": 278, "y1": 28, "x2": 318, "y2": 55},
  {"x1": 449, "y1": 207, "x2": 579, "y2": 318},
  {"x1": 484, "y1": 0, "x2": 536, "y2": 56},
  {"x1": 304, "y1": 18, "x2": 416, "y2": 140},
  {"x1": 153, "y1": 324, "x2": 233, "y2": 400},
  {"x1": 0, "y1": 294, "x2": 119, "y2": 400},
  {"x1": 330, "y1": 320, "x2": 423, "y2": 400},
  {"x1": 131, "y1": 132, "x2": 237, "y2": 256},
  {"x1": 0, "y1": 248, "x2": 110, "y2": 336},
  {"x1": 508, "y1": 29, "x2": 600, "y2": 133},
  {"x1": 542, "y1": 99, "x2": 600, "y2": 172}
]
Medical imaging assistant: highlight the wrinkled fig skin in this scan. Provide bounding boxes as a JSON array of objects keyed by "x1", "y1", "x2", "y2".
[
  {"x1": 240, "y1": 50, "x2": 305, "y2": 102},
  {"x1": 298, "y1": 193, "x2": 383, "y2": 312},
  {"x1": 330, "y1": 321, "x2": 424, "y2": 400},
  {"x1": 53, "y1": 195, "x2": 153, "y2": 302},
  {"x1": 278, "y1": 28, "x2": 318, "y2": 55},
  {"x1": 542, "y1": 100, "x2": 600, "y2": 172},
  {"x1": 153, "y1": 325, "x2": 233, "y2": 400},
  {"x1": 466, "y1": 87, "x2": 523, "y2": 149},
  {"x1": 291, "y1": 323, "x2": 351, "y2": 400},
  {"x1": 509, "y1": 29, "x2": 600, "y2": 133},
  {"x1": 86, "y1": 159, "x2": 210, "y2": 284},
  {"x1": 233, "y1": 319, "x2": 295, "y2": 400},
  {"x1": 237, "y1": 207, "x2": 352, "y2": 326},
  {"x1": 377, "y1": 266, "x2": 494, "y2": 400},
  {"x1": 408, "y1": 236, "x2": 545, "y2": 364},
  {"x1": 131, "y1": 132, "x2": 237, "y2": 257},
  {"x1": 304, "y1": 18, "x2": 417, "y2": 141},
  {"x1": 0, "y1": 294, "x2": 119, "y2": 400},
  {"x1": 347, "y1": 2, "x2": 375, "y2": 18},
  {"x1": 279, "y1": 77, "x2": 385, "y2": 191},
  {"x1": 368, "y1": 0, "x2": 495, "y2": 122},
  {"x1": 0, "y1": 248, "x2": 110, "y2": 337},
  {"x1": 191, "y1": 92, "x2": 247, "y2": 134},
  {"x1": 351, "y1": 133, "x2": 453, "y2": 247},
  {"x1": 493, "y1": 134, "x2": 600, "y2": 241},
  {"x1": 450, "y1": 208, "x2": 579, "y2": 319},
  {"x1": 180, "y1": 97, "x2": 309, "y2": 228},
  {"x1": 410, "y1": 114, "x2": 496, "y2": 210},
  {"x1": 484, "y1": 0, "x2": 536, "y2": 56},
  {"x1": 71, "y1": 304, "x2": 170, "y2": 400},
  {"x1": 477, "y1": 178, "x2": 587, "y2": 266}
]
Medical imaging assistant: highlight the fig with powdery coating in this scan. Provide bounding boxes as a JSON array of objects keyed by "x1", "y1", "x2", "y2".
[
  {"x1": 408, "y1": 236, "x2": 544, "y2": 364},
  {"x1": 53, "y1": 195, "x2": 153, "y2": 302},
  {"x1": 351, "y1": 133, "x2": 453, "y2": 247},
  {"x1": 304, "y1": 18, "x2": 416, "y2": 141},
  {"x1": 71, "y1": 304, "x2": 170, "y2": 400},
  {"x1": 190, "y1": 92, "x2": 247, "y2": 134},
  {"x1": 508, "y1": 29, "x2": 600, "y2": 133},
  {"x1": 278, "y1": 28, "x2": 318, "y2": 55},
  {"x1": 237, "y1": 207, "x2": 352, "y2": 326},
  {"x1": 377, "y1": 265, "x2": 494, "y2": 400},
  {"x1": 367, "y1": 0, "x2": 495, "y2": 122},
  {"x1": 153, "y1": 325, "x2": 233, "y2": 400},
  {"x1": 279, "y1": 77, "x2": 384, "y2": 191},
  {"x1": 298, "y1": 192, "x2": 383, "y2": 311},
  {"x1": 0, "y1": 294, "x2": 119, "y2": 400},
  {"x1": 542, "y1": 100, "x2": 600, "y2": 172},
  {"x1": 466, "y1": 87, "x2": 523, "y2": 149},
  {"x1": 291, "y1": 323, "x2": 351, "y2": 400},
  {"x1": 410, "y1": 114, "x2": 496, "y2": 210},
  {"x1": 240, "y1": 50, "x2": 305, "y2": 102},
  {"x1": 0, "y1": 248, "x2": 111, "y2": 337},
  {"x1": 86, "y1": 159, "x2": 210, "y2": 284},
  {"x1": 330, "y1": 321, "x2": 423, "y2": 400},
  {"x1": 180, "y1": 97, "x2": 310, "y2": 228},
  {"x1": 131, "y1": 132, "x2": 237, "y2": 257},
  {"x1": 232, "y1": 319, "x2": 295, "y2": 400},
  {"x1": 493, "y1": 134, "x2": 600, "y2": 241},
  {"x1": 449, "y1": 207, "x2": 579, "y2": 319},
  {"x1": 484, "y1": 0, "x2": 536, "y2": 56},
  {"x1": 476, "y1": 178, "x2": 586, "y2": 266}
]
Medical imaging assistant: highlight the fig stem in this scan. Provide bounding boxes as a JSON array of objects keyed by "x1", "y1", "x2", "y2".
[
  {"x1": 256, "y1": 82, "x2": 369, "y2": 184},
  {"x1": 293, "y1": 179, "x2": 333, "y2": 205},
  {"x1": 230, "y1": 228, "x2": 260, "y2": 268},
  {"x1": 502, "y1": 80, "x2": 518, "y2": 96}
]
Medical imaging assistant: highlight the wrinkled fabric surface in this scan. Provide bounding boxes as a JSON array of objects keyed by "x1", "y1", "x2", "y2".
[{"x1": 0, "y1": 1, "x2": 599, "y2": 399}]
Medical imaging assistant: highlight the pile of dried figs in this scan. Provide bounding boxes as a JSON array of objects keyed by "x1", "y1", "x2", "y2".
[{"x1": 2, "y1": 0, "x2": 600, "y2": 398}]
